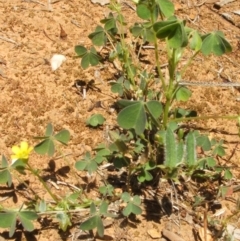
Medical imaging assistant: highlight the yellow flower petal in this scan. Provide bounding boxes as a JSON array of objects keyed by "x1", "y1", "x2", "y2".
[
  {"x1": 11, "y1": 141, "x2": 33, "y2": 162},
  {"x1": 12, "y1": 146, "x2": 20, "y2": 154},
  {"x1": 20, "y1": 141, "x2": 28, "y2": 151}
]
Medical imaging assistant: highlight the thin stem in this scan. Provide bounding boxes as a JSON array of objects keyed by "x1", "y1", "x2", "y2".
[
  {"x1": 151, "y1": 18, "x2": 166, "y2": 91},
  {"x1": 13, "y1": 173, "x2": 40, "y2": 200},
  {"x1": 163, "y1": 49, "x2": 177, "y2": 128},
  {"x1": 26, "y1": 163, "x2": 58, "y2": 203}
]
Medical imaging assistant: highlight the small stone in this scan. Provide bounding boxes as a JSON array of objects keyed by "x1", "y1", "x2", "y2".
[{"x1": 147, "y1": 229, "x2": 161, "y2": 239}]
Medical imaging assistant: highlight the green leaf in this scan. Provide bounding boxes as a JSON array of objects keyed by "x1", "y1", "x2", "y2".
[
  {"x1": 99, "y1": 201, "x2": 108, "y2": 215},
  {"x1": 156, "y1": 0, "x2": 175, "y2": 18},
  {"x1": 93, "y1": 155, "x2": 105, "y2": 164},
  {"x1": 136, "y1": 4, "x2": 151, "y2": 20},
  {"x1": 81, "y1": 53, "x2": 90, "y2": 69},
  {"x1": 54, "y1": 130, "x2": 70, "y2": 144},
  {"x1": 0, "y1": 212, "x2": 17, "y2": 228},
  {"x1": 75, "y1": 160, "x2": 88, "y2": 171},
  {"x1": 96, "y1": 215, "x2": 104, "y2": 237},
  {"x1": 75, "y1": 45, "x2": 87, "y2": 57},
  {"x1": 1, "y1": 155, "x2": 8, "y2": 168},
  {"x1": 117, "y1": 100, "x2": 139, "y2": 108},
  {"x1": 121, "y1": 192, "x2": 131, "y2": 202},
  {"x1": 145, "y1": 100, "x2": 163, "y2": 119},
  {"x1": 130, "y1": 24, "x2": 143, "y2": 37},
  {"x1": 99, "y1": 184, "x2": 114, "y2": 196},
  {"x1": 90, "y1": 202, "x2": 97, "y2": 215},
  {"x1": 19, "y1": 211, "x2": 38, "y2": 221},
  {"x1": 80, "y1": 215, "x2": 98, "y2": 230},
  {"x1": 224, "y1": 169, "x2": 233, "y2": 180},
  {"x1": 18, "y1": 211, "x2": 38, "y2": 232},
  {"x1": 0, "y1": 169, "x2": 10, "y2": 185},
  {"x1": 164, "y1": 128, "x2": 177, "y2": 169},
  {"x1": 86, "y1": 114, "x2": 105, "y2": 127},
  {"x1": 197, "y1": 135, "x2": 211, "y2": 151},
  {"x1": 201, "y1": 31, "x2": 232, "y2": 56},
  {"x1": 56, "y1": 212, "x2": 71, "y2": 231},
  {"x1": 130, "y1": 23, "x2": 155, "y2": 43},
  {"x1": 133, "y1": 195, "x2": 141, "y2": 205},
  {"x1": 113, "y1": 156, "x2": 129, "y2": 168},
  {"x1": 213, "y1": 144, "x2": 225, "y2": 157},
  {"x1": 9, "y1": 215, "x2": 17, "y2": 238},
  {"x1": 176, "y1": 86, "x2": 192, "y2": 101},
  {"x1": 75, "y1": 154, "x2": 98, "y2": 174},
  {"x1": 117, "y1": 101, "x2": 146, "y2": 135},
  {"x1": 45, "y1": 123, "x2": 54, "y2": 136},
  {"x1": 138, "y1": 169, "x2": 153, "y2": 182},
  {"x1": 206, "y1": 157, "x2": 216, "y2": 167},
  {"x1": 34, "y1": 139, "x2": 55, "y2": 156},
  {"x1": 81, "y1": 48, "x2": 100, "y2": 69},
  {"x1": 189, "y1": 30, "x2": 202, "y2": 51},
  {"x1": 176, "y1": 141, "x2": 184, "y2": 164},
  {"x1": 101, "y1": 14, "x2": 117, "y2": 31},
  {"x1": 153, "y1": 18, "x2": 188, "y2": 48},
  {"x1": 88, "y1": 26, "x2": 106, "y2": 46},
  {"x1": 122, "y1": 203, "x2": 142, "y2": 216},
  {"x1": 185, "y1": 132, "x2": 197, "y2": 167},
  {"x1": 38, "y1": 200, "x2": 47, "y2": 212},
  {"x1": 111, "y1": 83, "x2": 123, "y2": 96}
]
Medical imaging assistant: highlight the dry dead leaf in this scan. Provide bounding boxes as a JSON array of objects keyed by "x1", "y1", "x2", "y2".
[{"x1": 59, "y1": 24, "x2": 67, "y2": 39}]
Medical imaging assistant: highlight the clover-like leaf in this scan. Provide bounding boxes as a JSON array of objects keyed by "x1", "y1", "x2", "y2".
[
  {"x1": 156, "y1": 0, "x2": 174, "y2": 18},
  {"x1": 86, "y1": 114, "x2": 105, "y2": 127},
  {"x1": 80, "y1": 215, "x2": 98, "y2": 231},
  {"x1": 54, "y1": 130, "x2": 70, "y2": 145},
  {"x1": 88, "y1": 26, "x2": 107, "y2": 46},
  {"x1": 176, "y1": 86, "x2": 192, "y2": 101},
  {"x1": 45, "y1": 123, "x2": 54, "y2": 136},
  {"x1": 153, "y1": 18, "x2": 188, "y2": 48},
  {"x1": 137, "y1": 4, "x2": 151, "y2": 20},
  {"x1": 201, "y1": 31, "x2": 232, "y2": 56},
  {"x1": 145, "y1": 100, "x2": 163, "y2": 119},
  {"x1": 75, "y1": 45, "x2": 88, "y2": 57},
  {"x1": 117, "y1": 101, "x2": 146, "y2": 135},
  {"x1": 189, "y1": 30, "x2": 202, "y2": 51},
  {"x1": 34, "y1": 139, "x2": 55, "y2": 156}
]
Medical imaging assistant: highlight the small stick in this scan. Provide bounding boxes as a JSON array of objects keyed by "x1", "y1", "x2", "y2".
[
  {"x1": 43, "y1": 30, "x2": 55, "y2": 42},
  {"x1": 204, "y1": 202, "x2": 208, "y2": 241},
  {"x1": 179, "y1": 80, "x2": 240, "y2": 87},
  {"x1": 48, "y1": 180, "x2": 60, "y2": 190},
  {"x1": 0, "y1": 35, "x2": 18, "y2": 45},
  {"x1": 56, "y1": 181, "x2": 81, "y2": 191},
  {"x1": 83, "y1": 87, "x2": 86, "y2": 99}
]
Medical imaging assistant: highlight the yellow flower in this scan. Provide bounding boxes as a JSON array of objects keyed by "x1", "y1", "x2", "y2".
[{"x1": 11, "y1": 141, "x2": 33, "y2": 163}]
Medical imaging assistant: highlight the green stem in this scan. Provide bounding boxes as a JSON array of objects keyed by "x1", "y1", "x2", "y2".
[
  {"x1": 163, "y1": 98, "x2": 171, "y2": 128},
  {"x1": 150, "y1": 11, "x2": 165, "y2": 91},
  {"x1": 27, "y1": 163, "x2": 58, "y2": 203},
  {"x1": 163, "y1": 49, "x2": 177, "y2": 128}
]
